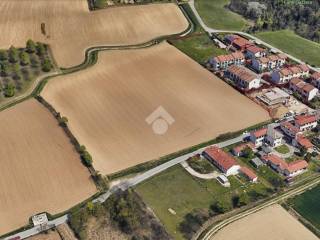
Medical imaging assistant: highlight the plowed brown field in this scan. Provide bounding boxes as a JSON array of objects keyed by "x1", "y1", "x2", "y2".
[
  {"x1": 0, "y1": 100, "x2": 96, "y2": 235},
  {"x1": 41, "y1": 43, "x2": 270, "y2": 175},
  {"x1": 0, "y1": 1, "x2": 188, "y2": 67}
]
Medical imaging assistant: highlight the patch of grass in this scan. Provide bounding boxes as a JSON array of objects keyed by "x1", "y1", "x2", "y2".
[
  {"x1": 135, "y1": 165, "x2": 270, "y2": 239},
  {"x1": 255, "y1": 30, "x2": 320, "y2": 67},
  {"x1": 257, "y1": 165, "x2": 285, "y2": 189},
  {"x1": 195, "y1": 0, "x2": 248, "y2": 31},
  {"x1": 170, "y1": 33, "x2": 228, "y2": 64},
  {"x1": 289, "y1": 185, "x2": 320, "y2": 230},
  {"x1": 274, "y1": 144, "x2": 290, "y2": 154},
  {"x1": 187, "y1": 156, "x2": 216, "y2": 174}
]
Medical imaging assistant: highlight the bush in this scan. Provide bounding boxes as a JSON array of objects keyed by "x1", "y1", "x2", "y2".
[
  {"x1": 41, "y1": 59, "x2": 52, "y2": 72},
  {"x1": 4, "y1": 83, "x2": 15, "y2": 97},
  {"x1": 26, "y1": 39, "x2": 36, "y2": 53},
  {"x1": 20, "y1": 51, "x2": 30, "y2": 66},
  {"x1": 211, "y1": 199, "x2": 232, "y2": 214},
  {"x1": 36, "y1": 42, "x2": 46, "y2": 56},
  {"x1": 8, "y1": 46, "x2": 19, "y2": 63},
  {"x1": 0, "y1": 50, "x2": 8, "y2": 61}
]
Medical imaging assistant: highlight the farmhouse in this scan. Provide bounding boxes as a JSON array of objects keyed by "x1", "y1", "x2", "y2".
[
  {"x1": 289, "y1": 78, "x2": 318, "y2": 101},
  {"x1": 280, "y1": 121, "x2": 301, "y2": 138},
  {"x1": 210, "y1": 52, "x2": 245, "y2": 71},
  {"x1": 245, "y1": 45, "x2": 267, "y2": 59},
  {"x1": 294, "y1": 114, "x2": 317, "y2": 132},
  {"x1": 251, "y1": 54, "x2": 286, "y2": 72},
  {"x1": 311, "y1": 72, "x2": 320, "y2": 89},
  {"x1": 250, "y1": 128, "x2": 267, "y2": 147},
  {"x1": 226, "y1": 65, "x2": 261, "y2": 90},
  {"x1": 292, "y1": 134, "x2": 313, "y2": 152},
  {"x1": 239, "y1": 166, "x2": 258, "y2": 182},
  {"x1": 203, "y1": 146, "x2": 240, "y2": 176},
  {"x1": 232, "y1": 142, "x2": 255, "y2": 157},
  {"x1": 257, "y1": 87, "x2": 290, "y2": 106},
  {"x1": 271, "y1": 65, "x2": 310, "y2": 84},
  {"x1": 224, "y1": 34, "x2": 254, "y2": 51},
  {"x1": 262, "y1": 154, "x2": 308, "y2": 177}
]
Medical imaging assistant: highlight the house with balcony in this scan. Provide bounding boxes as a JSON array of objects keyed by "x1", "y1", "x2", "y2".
[
  {"x1": 226, "y1": 65, "x2": 261, "y2": 90},
  {"x1": 245, "y1": 45, "x2": 267, "y2": 59},
  {"x1": 251, "y1": 54, "x2": 286, "y2": 73},
  {"x1": 271, "y1": 64, "x2": 310, "y2": 84},
  {"x1": 289, "y1": 78, "x2": 318, "y2": 101},
  {"x1": 209, "y1": 52, "x2": 245, "y2": 71},
  {"x1": 294, "y1": 114, "x2": 317, "y2": 132}
]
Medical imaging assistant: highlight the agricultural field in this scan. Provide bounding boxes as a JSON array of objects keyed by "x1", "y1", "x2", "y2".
[
  {"x1": 195, "y1": 0, "x2": 248, "y2": 31},
  {"x1": 255, "y1": 30, "x2": 320, "y2": 67},
  {"x1": 27, "y1": 231, "x2": 61, "y2": 240},
  {"x1": 211, "y1": 205, "x2": 319, "y2": 240},
  {"x1": 41, "y1": 42, "x2": 269, "y2": 175},
  {"x1": 0, "y1": 99, "x2": 96, "y2": 235},
  {"x1": 0, "y1": 1, "x2": 188, "y2": 67},
  {"x1": 289, "y1": 185, "x2": 320, "y2": 230}
]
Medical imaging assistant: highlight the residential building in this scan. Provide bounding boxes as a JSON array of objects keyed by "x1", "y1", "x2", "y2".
[
  {"x1": 280, "y1": 121, "x2": 301, "y2": 138},
  {"x1": 251, "y1": 54, "x2": 286, "y2": 72},
  {"x1": 311, "y1": 72, "x2": 320, "y2": 89},
  {"x1": 226, "y1": 65, "x2": 261, "y2": 90},
  {"x1": 245, "y1": 45, "x2": 267, "y2": 59},
  {"x1": 292, "y1": 134, "x2": 313, "y2": 152},
  {"x1": 210, "y1": 52, "x2": 245, "y2": 71},
  {"x1": 284, "y1": 160, "x2": 308, "y2": 177},
  {"x1": 271, "y1": 64, "x2": 310, "y2": 84},
  {"x1": 264, "y1": 125, "x2": 283, "y2": 148},
  {"x1": 262, "y1": 154, "x2": 308, "y2": 177},
  {"x1": 224, "y1": 34, "x2": 254, "y2": 51},
  {"x1": 232, "y1": 142, "x2": 255, "y2": 157},
  {"x1": 250, "y1": 128, "x2": 267, "y2": 147},
  {"x1": 294, "y1": 114, "x2": 317, "y2": 132},
  {"x1": 289, "y1": 78, "x2": 318, "y2": 101},
  {"x1": 203, "y1": 146, "x2": 240, "y2": 176},
  {"x1": 257, "y1": 87, "x2": 290, "y2": 106},
  {"x1": 239, "y1": 166, "x2": 258, "y2": 182}
]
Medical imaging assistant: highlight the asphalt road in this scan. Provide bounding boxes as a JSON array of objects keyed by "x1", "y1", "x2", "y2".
[{"x1": 188, "y1": 0, "x2": 319, "y2": 72}]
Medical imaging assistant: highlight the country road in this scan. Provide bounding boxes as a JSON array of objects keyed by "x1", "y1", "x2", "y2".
[{"x1": 188, "y1": 0, "x2": 320, "y2": 72}]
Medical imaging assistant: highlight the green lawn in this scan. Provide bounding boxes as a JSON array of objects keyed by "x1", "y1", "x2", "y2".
[
  {"x1": 274, "y1": 144, "x2": 290, "y2": 154},
  {"x1": 195, "y1": 0, "x2": 248, "y2": 31},
  {"x1": 290, "y1": 185, "x2": 320, "y2": 229},
  {"x1": 255, "y1": 30, "x2": 320, "y2": 67},
  {"x1": 170, "y1": 33, "x2": 227, "y2": 64},
  {"x1": 135, "y1": 165, "x2": 269, "y2": 239}
]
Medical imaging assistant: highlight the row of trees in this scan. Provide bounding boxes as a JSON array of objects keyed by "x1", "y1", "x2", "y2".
[{"x1": 229, "y1": 0, "x2": 320, "y2": 42}]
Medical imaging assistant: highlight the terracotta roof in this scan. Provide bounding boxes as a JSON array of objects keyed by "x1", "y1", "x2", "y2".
[
  {"x1": 231, "y1": 52, "x2": 245, "y2": 59},
  {"x1": 296, "y1": 135, "x2": 313, "y2": 149},
  {"x1": 262, "y1": 154, "x2": 288, "y2": 171},
  {"x1": 267, "y1": 55, "x2": 280, "y2": 62},
  {"x1": 214, "y1": 52, "x2": 244, "y2": 63},
  {"x1": 257, "y1": 57, "x2": 269, "y2": 64},
  {"x1": 278, "y1": 53, "x2": 287, "y2": 59},
  {"x1": 280, "y1": 68, "x2": 292, "y2": 76},
  {"x1": 227, "y1": 65, "x2": 258, "y2": 83},
  {"x1": 287, "y1": 160, "x2": 308, "y2": 173},
  {"x1": 246, "y1": 45, "x2": 265, "y2": 54},
  {"x1": 233, "y1": 142, "x2": 255, "y2": 154},
  {"x1": 290, "y1": 78, "x2": 316, "y2": 93},
  {"x1": 281, "y1": 121, "x2": 300, "y2": 135},
  {"x1": 252, "y1": 128, "x2": 267, "y2": 138},
  {"x1": 204, "y1": 146, "x2": 238, "y2": 171},
  {"x1": 295, "y1": 115, "x2": 317, "y2": 126},
  {"x1": 240, "y1": 166, "x2": 257, "y2": 180},
  {"x1": 311, "y1": 72, "x2": 320, "y2": 80},
  {"x1": 290, "y1": 66, "x2": 302, "y2": 74},
  {"x1": 298, "y1": 64, "x2": 309, "y2": 72}
]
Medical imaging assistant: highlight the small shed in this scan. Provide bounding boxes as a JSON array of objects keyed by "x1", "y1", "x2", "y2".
[{"x1": 250, "y1": 157, "x2": 265, "y2": 168}]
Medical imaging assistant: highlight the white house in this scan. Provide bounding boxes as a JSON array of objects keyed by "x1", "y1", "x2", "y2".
[
  {"x1": 271, "y1": 64, "x2": 310, "y2": 84},
  {"x1": 264, "y1": 124, "x2": 283, "y2": 148},
  {"x1": 226, "y1": 65, "x2": 261, "y2": 90},
  {"x1": 203, "y1": 146, "x2": 240, "y2": 176},
  {"x1": 283, "y1": 160, "x2": 308, "y2": 177},
  {"x1": 289, "y1": 78, "x2": 318, "y2": 101},
  {"x1": 250, "y1": 128, "x2": 267, "y2": 147},
  {"x1": 210, "y1": 52, "x2": 245, "y2": 71},
  {"x1": 245, "y1": 45, "x2": 266, "y2": 59},
  {"x1": 251, "y1": 54, "x2": 286, "y2": 73},
  {"x1": 294, "y1": 114, "x2": 317, "y2": 132},
  {"x1": 280, "y1": 121, "x2": 301, "y2": 138}
]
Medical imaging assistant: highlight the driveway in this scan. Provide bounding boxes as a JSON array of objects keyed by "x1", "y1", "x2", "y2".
[{"x1": 181, "y1": 161, "x2": 220, "y2": 179}]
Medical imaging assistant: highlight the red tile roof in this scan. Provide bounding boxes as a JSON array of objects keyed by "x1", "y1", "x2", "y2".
[
  {"x1": 204, "y1": 146, "x2": 238, "y2": 171},
  {"x1": 287, "y1": 160, "x2": 308, "y2": 173},
  {"x1": 227, "y1": 65, "x2": 258, "y2": 83},
  {"x1": 233, "y1": 142, "x2": 255, "y2": 154},
  {"x1": 296, "y1": 135, "x2": 313, "y2": 149},
  {"x1": 295, "y1": 115, "x2": 317, "y2": 126},
  {"x1": 240, "y1": 166, "x2": 257, "y2": 181},
  {"x1": 298, "y1": 64, "x2": 309, "y2": 72},
  {"x1": 252, "y1": 128, "x2": 267, "y2": 138},
  {"x1": 281, "y1": 121, "x2": 300, "y2": 135},
  {"x1": 247, "y1": 45, "x2": 265, "y2": 54},
  {"x1": 290, "y1": 78, "x2": 316, "y2": 93},
  {"x1": 262, "y1": 154, "x2": 288, "y2": 171},
  {"x1": 214, "y1": 52, "x2": 244, "y2": 63},
  {"x1": 311, "y1": 72, "x2": 320, "y2": 80}
]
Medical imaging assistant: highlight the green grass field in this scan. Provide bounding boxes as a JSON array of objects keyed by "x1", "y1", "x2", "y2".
[
  {"x1": 135, "y1": 165, "x2": 269, "y2": 239},
  {"x1": 195, "y1": 0, "x2": 248, "y2": 31},
  {"x1": 255, "y1": 30, "x2": 320, "y2": 67},
  {"x1": 170, "y1": 34, "x2": 227, "y2": 63},
  {"x1": 275, "y1": 144, "x2": 290, "y2": 154},
  {"x1": 291, "y1": 185, "x2": 320, "y2": 229}
]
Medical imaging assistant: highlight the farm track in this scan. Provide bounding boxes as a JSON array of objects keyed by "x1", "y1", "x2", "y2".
[{"x1": 0, "y1": 3, "x2": 193, "y2": 114}]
